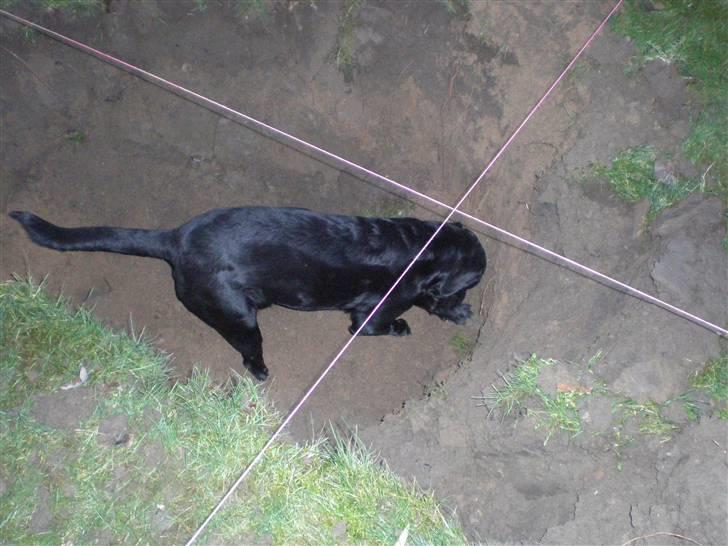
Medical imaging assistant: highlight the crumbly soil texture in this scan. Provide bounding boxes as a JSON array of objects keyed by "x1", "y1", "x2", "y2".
[{"x1": 1, "y1": 1, "x2": 726, "y2": 544}]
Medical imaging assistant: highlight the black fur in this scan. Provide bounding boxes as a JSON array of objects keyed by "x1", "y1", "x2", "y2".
[{"x1": 9, "y1": 207, "x2": 486, "y2": 380}]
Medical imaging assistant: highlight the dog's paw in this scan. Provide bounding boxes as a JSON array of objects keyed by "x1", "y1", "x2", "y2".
[
  {"x1": 244, "y1": 359, "x2": 269, "y2": 381},
  {"x1": 390, "y1": 318, "x2": 411, "y2": 336},
  {"x1": 250, "y1": 365, "x2": 269, "y2": 381}
]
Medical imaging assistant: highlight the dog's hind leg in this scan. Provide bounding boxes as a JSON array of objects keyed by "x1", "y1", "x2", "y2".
[
  {"x1": 182, "y1": 286, "x2": 270, "y2": 381},
  {"x1": 348, "y1": 299, "x2": 413, "y2": 337},
  {"x1": 218, "y1": 320, "x2": 268, "y2": 381}
]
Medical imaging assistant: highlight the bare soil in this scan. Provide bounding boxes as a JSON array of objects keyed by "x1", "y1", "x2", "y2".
[{"x1": 1, "y1": 1, "x2": 725, "y2": 544}]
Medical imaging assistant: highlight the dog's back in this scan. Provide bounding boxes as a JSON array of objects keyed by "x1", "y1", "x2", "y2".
[{"x1": 10, "y1": 206, "x2": 485, "y2": 380}]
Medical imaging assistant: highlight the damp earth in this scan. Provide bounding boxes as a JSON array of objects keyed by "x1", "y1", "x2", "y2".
[{"x1": 1, "y1": 1, "x2": 726, "y2": 544}]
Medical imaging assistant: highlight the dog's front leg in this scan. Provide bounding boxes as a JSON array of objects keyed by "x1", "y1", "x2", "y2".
[{"x1": 348, "y1": 298, "x2": 413, "y2": 337}]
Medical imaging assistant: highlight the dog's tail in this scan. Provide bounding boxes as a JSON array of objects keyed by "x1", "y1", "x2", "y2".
[{"x1": 9, "y1": 211, "x2": 174, "y2": 262}]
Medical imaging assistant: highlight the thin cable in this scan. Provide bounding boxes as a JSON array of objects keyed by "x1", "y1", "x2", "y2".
[{"x1": 1, "y1": 5, "x2": 724, "y2": 339}]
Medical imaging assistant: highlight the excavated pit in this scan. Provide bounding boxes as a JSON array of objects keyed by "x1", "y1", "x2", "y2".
[{"x1": 2, "y1": 2, "x2": 725, "y2": 543}]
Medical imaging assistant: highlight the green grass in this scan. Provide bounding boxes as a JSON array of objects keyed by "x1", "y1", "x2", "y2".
[
  {"x1": 0, "y1": 0, "x2": 101, "y2": 17},
  {"x1": 592, "y1": 146, "x2": 699, "y2": 220},
  {"x1": 613, "y1": 398, "x2": 678, "y2": 442},
  {"x1": 477, "y1": 355, "x2": 590, "y2": 445},
  {"x1": 611, "y1": 0, "x2": 728, "y2": 203},
  {"x1": 64, "y1": 129, "x2": 87, "y2": 144},
  {"x1": 234, "y1": 0, "x2": 271, "y2": 23},
  {"x1": 0, "y1": 277, "x2": 169, "y2": 410},
  {"x1": 0, "y1": 278, "x2": 467, "y2": 545},
  {"x1": 335, "y1": 0, "x2": 363, "y2": 83},
  {"x1": 479, "y1": 354, "x2": 687, "y2": 451},
  {"x1": 437, "y1": 0, "x2": 470, "y2": 17},
  {"x1": 449, "y1": 332, "x2": 476, "y2": 360},
  {"x1": 690, "y1": 355, "x2": 728, "y2": 420},
  {"x1": 481, "y1": 352, "x2": 728, "y2": 468},
  {"x1": 610, "y1": 397, "x2": 678, "y2": 470}
]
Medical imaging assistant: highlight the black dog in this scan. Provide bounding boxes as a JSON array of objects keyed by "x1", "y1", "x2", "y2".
[{"x1": 9, "y1": 207, "x2": 485, "y2": 380}]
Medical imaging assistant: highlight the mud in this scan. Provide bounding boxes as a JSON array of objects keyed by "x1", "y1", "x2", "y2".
[{"x1": 1, "y1": 1, "x2": 725, "y2": 543}]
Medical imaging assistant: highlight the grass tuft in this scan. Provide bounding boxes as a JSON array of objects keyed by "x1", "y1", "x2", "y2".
[
  {"x1": 592, "y1": 146, "x2": 699, "y2": 220},
  {"x1": 690, "y1": 355, "x2": 728, "y2": 419},
  {"x1": 478, "y1": 355, "x2": 589, "y2": 444},
  {"x1": 613, "y1": 398, "x2": 678, "y2": 441},
  {"x1": 612, "y1": 0, "x2": 728, "y2": 202},
  {"x1": 479, "y1": 353, "x2": 699, "y2": 455},
  {"x1": 335, "y1": 0, "x2": 363, "y2": 83},
  {"x1": 606, "y1": 0, "x2": 727, "y2": 250},
  {"x1": 0, "y1": 0, "x2": 101, "y2": 17},
  {"x1": 449, "y1": 332, "x2": 476, "y2": 360},
  {"x1": 0, "y1": 277, "x2": 466, "y2": 544},
  {"x1": 0, "y1": 275, "x2": 170, "y2": 409},
  {"x1": 437, "y1": 0, "x2": 470, "y2": 17}
]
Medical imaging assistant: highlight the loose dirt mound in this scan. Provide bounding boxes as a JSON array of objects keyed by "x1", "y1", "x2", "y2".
[{"x1": 1, "y1": 1, "x2": 725, "y2": 543}]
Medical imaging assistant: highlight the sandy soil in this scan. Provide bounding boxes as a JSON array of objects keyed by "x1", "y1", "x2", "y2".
[{"x1": 1, "y1": 1, "x2": 725, "y2": 543}]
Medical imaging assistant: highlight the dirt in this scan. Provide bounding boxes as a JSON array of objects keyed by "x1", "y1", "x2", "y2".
[{"x1": 1, "y1": 1, "x2": 726, "y2": 544}]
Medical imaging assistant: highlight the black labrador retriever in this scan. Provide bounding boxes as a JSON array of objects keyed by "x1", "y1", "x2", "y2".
[{"x1": 9, "y1": 207, "x2": 486, "y2": 380}]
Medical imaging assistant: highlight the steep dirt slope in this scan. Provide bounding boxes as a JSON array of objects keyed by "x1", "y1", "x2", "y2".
[{"x1": 363, "y1": 28, "x2": 727, "y2": 545}]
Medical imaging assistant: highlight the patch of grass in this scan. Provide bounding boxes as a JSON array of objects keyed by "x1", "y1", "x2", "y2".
[
  {"x1": 478, "y1": 355, "x2": 590, "y2": 444},
  {"x1": 64, "y1": 129, "x2": 87, "y2": 144},
  {"x1": 609, "y1": 397, "x2": 678, "y2": 470},
  {"x1": 612, "y1": 0, "x2": 728, "y2": 201},
  {"x1": 0, "y1": 276, "x2": 169, "y2": 409},
  {"x1": 234, "y1": 0, "x2": 271, "y2": 23},
  {"x1": 335, "y1": 0, "x2": 363, "y2": 83},
  {"x1": 613, "y1": 398, "x2": 678, "y2": 441},
  {"x1": 0, "y1": 278, "x2": 466, "y2": 544},
  {"x1": 449, "y1": 332, "x2": 476, "y2": 360},
  {"x1": 191, "y1": 0, "x2": 272, "y2": 22},
  {"x1": 485, "y1": 355, "x2": 546, "y2": 416},
  {"x1": 0, "y1": 0, "x2": 102, "y2": 17},
  {"x1": 592, "y1": 146, "x2": 699, "y2": 220},
  {"x1": 691, "y1": 355, "x2": 728, "y2": 419},
  {"x1": 437, "y1": 0, "x2": 470, "y2": 17},
  {"x1": 678, "y1": 393, "x2": 701, "y2": 422},
  {"x1": 480, "y1": 353, "x2": 688, "y2": 453}
]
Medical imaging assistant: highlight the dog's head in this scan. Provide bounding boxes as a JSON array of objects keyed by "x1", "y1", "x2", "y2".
[{"x1": 417, "y1": 222, "x2": 486, "y2": 323}]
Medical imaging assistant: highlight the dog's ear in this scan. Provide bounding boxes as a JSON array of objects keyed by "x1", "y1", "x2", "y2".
[
  {"x1": 452, "y1": 221, "x2": 464, "y2": 229},
  {"x1": 424, "y1": 272, "x2": 446, "y2": 297}
]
